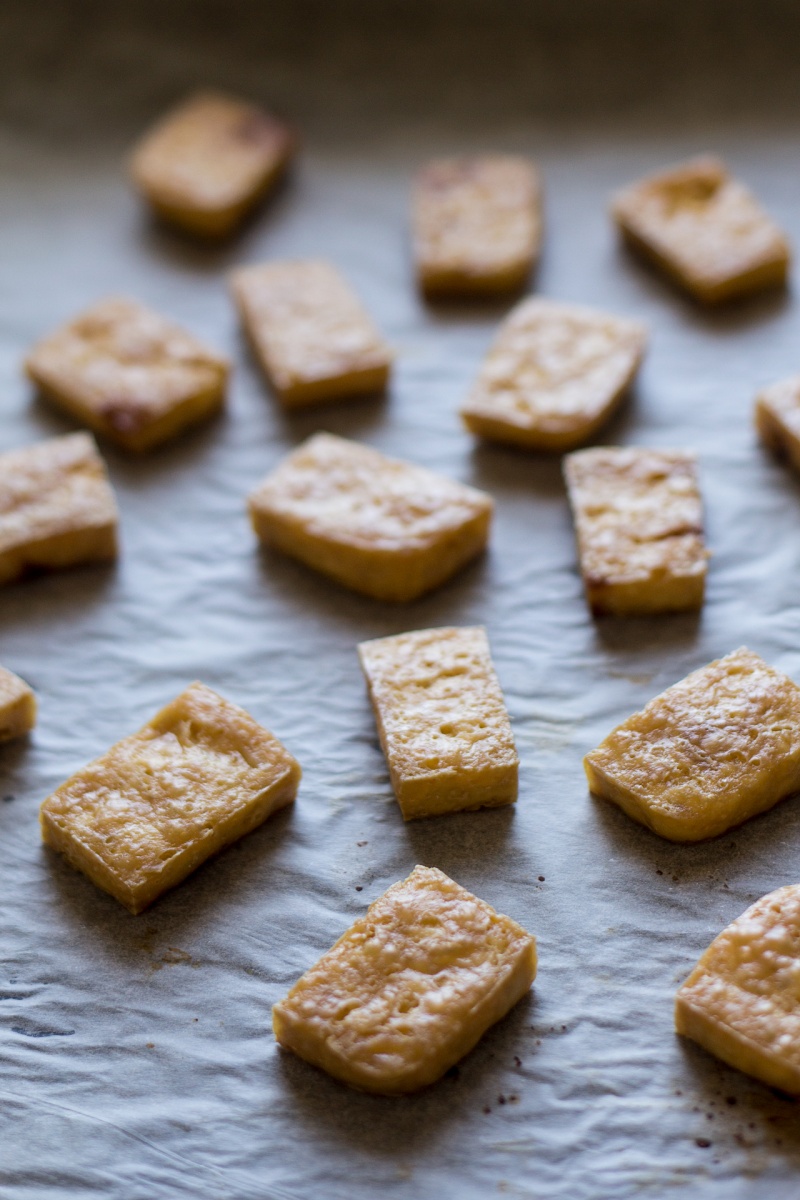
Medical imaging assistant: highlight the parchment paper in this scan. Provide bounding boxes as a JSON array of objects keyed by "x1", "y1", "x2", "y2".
[{"x1": 3, "y1": 3, "x2": 800, "y2": 1197}]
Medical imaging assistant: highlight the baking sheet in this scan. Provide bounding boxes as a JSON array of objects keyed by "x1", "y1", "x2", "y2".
[{"x1": 4, "y1": 3, "x2": 800, "y2": 1198}]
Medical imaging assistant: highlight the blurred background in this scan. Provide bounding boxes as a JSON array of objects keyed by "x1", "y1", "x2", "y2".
[{"x1": 1, "y1": 0, "x2": 798, "y2": 149}]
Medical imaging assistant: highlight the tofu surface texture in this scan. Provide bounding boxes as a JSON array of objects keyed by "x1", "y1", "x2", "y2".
[
  {"x1": 0, "y1": 667, "x2": 36, "y2": 741},
  {"x1": 413, "y1": 155, "x2": 541, "y2": 296},
  {"x1": 358, "y1": 626, "x2": 518, "y2": 819},
  {"x1": 272, "y1": 864, "x2": 536, "y2": 1094},
  {"x1": 462, "y1": 297, "x2": 647, "y2": 451},
  {"x1": 584, "y1": 648, "x2": 800, "y2": 842},
  {"x1": 40, "y1": 682, "x2": 301, "y2": 914},
  {"x1": 564, "y1": 446, "x2": 707, "y2": 616},
  {"x1": 130, "y1": 90, "x2": 294, "y2": 237},
  {"x1": 248, "y1": 432, "x2": 493, "y2": 601},
  {"x1": 230, "y1": 260, "x2": 392, "y2": 406},
  {"x1": 0, "y1": 432, "x2": 119, "y2": 587},
  {"x1": 676, "y1": 884, "x2": 800, "y2": 1093},
  {"x1": 611, "y1": 155, "x2": 790, "y2": 304},
  {"x1": 25, "y1": 297, "x2": 229, "y2": 452},
  {"x1": 755, "y1": 374, "x2": 800, "y2": 474}
]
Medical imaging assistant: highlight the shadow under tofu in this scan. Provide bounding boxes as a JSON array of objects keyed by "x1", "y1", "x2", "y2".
[
  {"x1": 591, "y1": 608, "x2": 703, "y2": 654},
  {"x1": 401, "y1": 802, "x2": 517, "y2": 879},
  {"x1": 0, "y1": 737, "x2": 34, "y2": 783},
  {"x1": 272, "y1": 985, "x2": 538, "y2": 1155},
  {"x1": 39, "y1": 800, "x2": 298, "y2": 969},
  {"x1": 253, "y1": 538, "x2": 494, "y2": 640},
  {"x1": 676, "y1": 1034, "x2": 800, "y2": 1166},
  {"x1": 587, "y1": 775, "x2": 800, "y2": 893},
  {"x1": 0, "y1": 561, "x2": 118, "y2": 636},
  {"x1": 132, "y1": 164, "x2": 297, "y2": 276},
  {"x1": 27, "y1": 386, "x2": 229, "y2": 479},
  {"x1": 612, "y1": 236, "x2": 791, "y2": 333}
]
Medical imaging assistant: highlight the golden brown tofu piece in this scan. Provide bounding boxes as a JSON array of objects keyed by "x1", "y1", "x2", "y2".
[
  {"x1": 25, "y1": 297, "x2": 229, "y2": 453},
  {"x1": 413, "y1": 155, "x2": 542, "y2": 297},
  {"x1": 676, "y1": 884, "x2": 800, "y2": 1094},
  {"x1": 611, "y1": 155, "x2": 790, "y2": 305},
  {"x1": 248, "y1": 433, "x2": 492, "y2": 602},
  {"x1": 358, "y1": 626, "x2": 518, "y2": 820},
  {"x1": 129, "y1": 90, "x2": 294, "y2": 238},
  {"x1": 754, "y1": 375, "x2": 800, "y2": 474},
  {"x1": 462, "y1": 298, "x2": 647, "y2": 452},
  {"x1": 273, "y1": 865, "x2": 536, "y2": 1094},
  {"x1": 0, "y1": 667, "x2": 36, "y2": 741},
  {"x1": 563, "y1": 446, "x2": 707, "y2": 616},
  {"x1": 0, "y1": 433, "x2": 118, "y2": 587},
  {"x1": 585, "y1": 648, "x2": 800, "y2": 842},
  {"x1": 230, "y1": 260, "x2": 392, "y2": 407},
  {"x1": 40, "y1": 682, "x2": 301, "y2": 914}
]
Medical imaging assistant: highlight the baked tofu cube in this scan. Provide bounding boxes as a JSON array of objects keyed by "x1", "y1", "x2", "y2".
[
  {"x1": 755, "y1": 375, "x2": 800, "y2": 474},
  {"x1": 272, "y1": 865, "x2": 536, "y2": 1094},
  {"x1": 0, "y1": 433, "x2": 118, "y2": 587},
  {"x1": 564, "y1": 446, "x2": 707, "y2": 616},
  {"x1": 584, "y1": 648, "x2": 800, "y2": 842},
  {"x1": 40, "y1": 682, "x2": 301, "y2": 914},
  {"x1": 0, "y1": 667, "x2": 36, "y2": 741},
  {"x1": 25, "y1": 297, "x2": 229, "y2": 453},
  {"x1": 412, "y1": 155, "x2": 542, "y2": 297},
  {"x1": 230, "y1": 259, "x2": 392, "y2": 408},
  {"x1": 248, "y1": 433, "x2": 492, "y2": 602},
  {"x1": 611, "y1": 156, "x2": 790, "y2": 305},
  {"x1": 676, "y1": 884, "x2": 800, "y2": 1094},
  {"x1": 461, "y1": 298, "x2": 647, "y2": 452},
  {"x1": 129, "y1": 90, "x2": 294, "y2": 238},
  {"x1": 358, "y1": 626, "x2": 518, "y2": 820}
]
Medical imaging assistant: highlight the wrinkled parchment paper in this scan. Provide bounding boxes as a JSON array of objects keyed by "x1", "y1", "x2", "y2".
[{"x1": 4, "y1": 4, "x2": 800, "y2": 1197}]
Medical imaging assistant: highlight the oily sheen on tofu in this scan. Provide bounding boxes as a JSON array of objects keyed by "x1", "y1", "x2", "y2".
[
  {"x1": 272, "y1": 865, "x2": 536, "y2": 1094},
  {"x1": 129, "y1": 90, "x2": 294, "y2": 238},
  {"x1": 461, "y1": 297, "x2": 647, "y2": 452},
  {"x1": 0, "y1": 433, "x2": 118, "y2": 587},
  {"x1": 564, "y1": 446, "x2": 707, "y2": 616},
  {"x1": 676, "y1": 884, "x2": 800, "y2": 1094},
  {"x1": 248, "y1": 433, "x2": 493, "y2": 602},
  {"x1": 412, "y1": 155, "x2": 542, "y2": 296},
  {"x1": 358, "y1": 626, "x2": 518, "y2": 819},
  {"x1": 584, "y1": 648, "x2": 800, "y2": 841},
  {"x1": 40, "y1": 682, "x2": 301, "y2": 914},
  {"x1": 230, "y1": 259, "x2": 392, "y2": 407},
  {"x1": 611, "y1": 155, "x2": 790, "y2": 305},
  {"x1": 25, "y1": 297, "x2": 229, "y2": 452},
  {"x1": 0, "y1": 667, "x2": 36, "y2": 741}
]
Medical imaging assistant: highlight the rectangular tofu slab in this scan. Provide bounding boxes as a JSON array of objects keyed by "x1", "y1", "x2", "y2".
[
  {"x1": 462, "y1": 298, "x2": 647, "y2": 452},
  {"x1": 611, "y1": 155, "x2": 790, "y2": 305},
  {"x1": 130, "y1": 90, "x2": 294, "y2": 238},
  {"x1": 358, "y1": 627, "x2": 518, "y2": 820},
  {"x1": 0, "y1": 433, "x2": 118, "y2": 587},
  {"x1": 0, "y1": 667, "x2": 36, "y2": 741},
  {"x1": 40, "y1": 682, "x2": 301, "y2": 914},
  {"x1": 413, "y1": 155, "x2": 542, "y2": 297},
  {"x1": 272, "y1": 865, "x2": 536, "y2": 1094},
  {"x1": 755, "y1": 375, "x2": 800, "y2": 474},
  {"x1": 676, "y1": 884, "x2": 800, "y2": 1094},
  {"x1": 563, "y1": 446, "x2": 707, "y2": 616},
  {"x1": 230, "y1": 260, "x2": 392, "y2": 407},
  {"x1": 584, "y1": 648, "x2": 800, "y2": 842},
  {"x1": 248, "y1": 433, "x2": 493, "y2": 601},
  {"x1": 25, "y1": 297, "x2": 229, "y2": 453}
]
